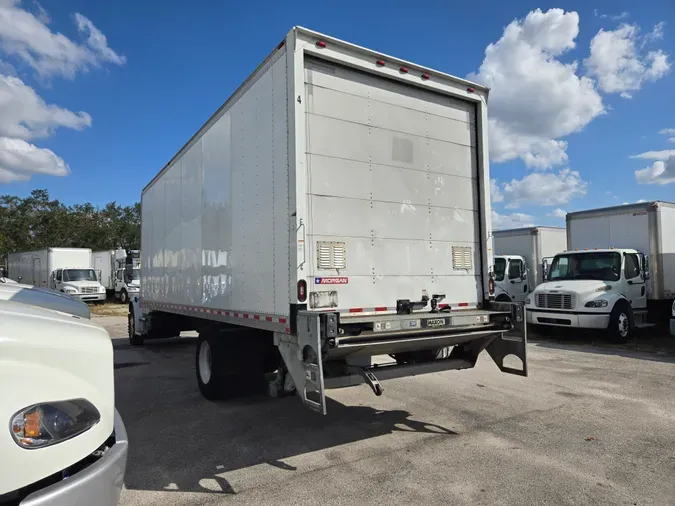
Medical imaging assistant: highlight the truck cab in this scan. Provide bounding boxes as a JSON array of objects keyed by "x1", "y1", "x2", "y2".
[
  {"x1": 51, "y1": 268, "x2": 107, "y2": 304},
  {"x1": 115, "y1": 267, "x2": 140, "y2": 304},
  {"x1": 526, "y1": 248, "x2": 648, "y2": 341},
  {"x1": 493, "y1": 255, "x2": 530, "y2": 303}
]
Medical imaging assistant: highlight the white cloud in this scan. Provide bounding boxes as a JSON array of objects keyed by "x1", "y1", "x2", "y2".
[
  {"x1": 492, "y1": 210, "x2": 535, "y2": 230},
  {"x1": 594, "y1": 10, "x2": 630, "y2": 21},
  {"x1": 500, "y1": 169, "x2": 588, "y2": 208},
  {"x1": 0, "y1": 137, "x2": 68, "y2": 182},
  {"x1": 0, "y1": 74, "x2": 91, "y2": 140},
  {"x1": 631, "y1": 150, "x2": 675, "y2": 160},
  {"x1": 635, "y1": 156, "x2": 675, "y2": 185},
  {"x1": 0, "y1": 0, "x2": 125, "y2": 79},
  {"x1": 636, "y1": 199, "x2": 647, "y2": 203},
  {"x1": 647, "y1": 21, "x2": 665, "y2": 41},
  {"x1": 0, "y1": 1, "x2": 122, "y2": 182},
  {"x1": 490, "y1": 178, "x2": 504, "y2": 202},
  {"x1": 659, "y1": 128, "x2": 675, "y2": 143},
  {"x1": 469, "y1": 8, "x2": 605, "y2": 170},
  {"x1": 549, "y1": 208, "x2": 567, "y2": 218},
  {"x1": 584, "y1": 24, "x2": 671, "y2": 97}
]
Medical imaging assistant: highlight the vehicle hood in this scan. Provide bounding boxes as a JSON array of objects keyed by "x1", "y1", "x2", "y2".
[
  {"x1": 63, "y1": 280, "x2": 102, "y2": 288},
  {"x1": 0, "y1": 300, "x2": 114, "y2": 495},
  {"x1": 535, "y1": 280, "x2": 612, "y2": 294},
  {"x1": 0, "y1": 282, "x2": 90, "y2": 319}
]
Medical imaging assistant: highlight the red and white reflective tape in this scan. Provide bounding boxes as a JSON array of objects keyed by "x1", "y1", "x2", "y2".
[
  {"x1": 343, "y1": 303, "x2": 474, "y2": 314},
  {"x1": 142, "y1": 301, "x2": 290, "y2": 333}
]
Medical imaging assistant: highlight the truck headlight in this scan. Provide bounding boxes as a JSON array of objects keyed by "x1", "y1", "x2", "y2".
[
  {"x1": 10, "y1": 399, "x2": 100, "y2": 449},
  {"x1": 99, "y1": 286, "x2": 106, "y2": 293},
  {"x1": 585, "y1": 300, "x2": 608, "y2": 308},
  {"x1": 525, "y1": 297, "x2": 531, "y2": 305},
  {"x1": 63, "y1": 287, "x2": 77, "y2": 294}
]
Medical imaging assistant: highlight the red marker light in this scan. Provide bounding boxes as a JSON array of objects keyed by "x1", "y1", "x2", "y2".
[
  {"x1": 376, "y1": 60, "x2": 385, "y2": 66},
  {"x1": 421, "y1": 73, "x2": 430, "y2": 80},
  {"x1": 400, "y1": 67, "x2": 408, "y2": 73},
  {"x1": 297, "y1": 280, "x2": 307, "y2": 302},
  {"x1": 467, "y1": 87, "x2": 475, "y2": 93},
  {"x1": 316, "y1": 41, "x2": 326, "y2": 48}
]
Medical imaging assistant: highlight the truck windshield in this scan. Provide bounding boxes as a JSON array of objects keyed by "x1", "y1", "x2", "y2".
[
  {"x1": 494, "y1": 258, "x2": 506, "y2": 282},
  {"x1": 63, "y1": 269, "x2": 98, "y2": 282},
  {"x1": 548, "y1": 252, "x2": 621, "y2": 282}
]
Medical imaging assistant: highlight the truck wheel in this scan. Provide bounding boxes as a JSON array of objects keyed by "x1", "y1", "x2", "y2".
[
  {"x1": 196, "y1": 330, "x2": 267, "y2": 401},
  {"x1": 608, "y1": 302, "x2": 633, "y2": 343},
  {"x1": 120, "y1": 289, "x2": 129, "y2": 304},
  {"x1": 128, "y1": 307, "x2": 144, "y2": 346},
  {"x1": 495, "y1": 294, "x2": 511, "y2": 302}
]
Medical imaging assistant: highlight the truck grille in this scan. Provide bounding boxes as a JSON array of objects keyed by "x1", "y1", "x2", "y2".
[
  {"x1": 536, "y1": 293, "x2": 575, "y2": 310},
  {"x1": 81, "y1": 286, "x2": 98, "y2": 294}
]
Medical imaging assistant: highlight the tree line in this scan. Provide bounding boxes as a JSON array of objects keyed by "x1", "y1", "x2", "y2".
[{"x1": 0, "y1": 189, "x2": 140, "y2": 264}]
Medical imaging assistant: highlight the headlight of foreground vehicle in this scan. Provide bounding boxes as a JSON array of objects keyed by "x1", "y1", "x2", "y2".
[
  {"x1": 585, "y1": 300, "x2": 608, "y2": 308},
  {"x1": 11, "y1": 399, "x2": 100, "y2": 449}
]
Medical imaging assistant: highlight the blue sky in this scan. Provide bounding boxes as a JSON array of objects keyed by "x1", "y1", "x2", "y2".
[{"x1": 0, "y1": 0, "x2": 673, "y2": 228}]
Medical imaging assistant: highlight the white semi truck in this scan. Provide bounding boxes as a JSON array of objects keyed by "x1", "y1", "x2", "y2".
[
  {"x1": 8, "y1": 248, "x2": 106, "y2": 303},
  {"x1": 527, "y1": 201, "x2": 675, "y2": 341},
  {"x1": 92, "y1": 249, "x2": 141, "y2": 303},
  {"x1": 0, "y1": 278, "x2": 127, "y2": 504},
  {"x1": 493, "y1": 227, "x2": 567, "y2": 303},
  {"x1": 129, "y1": 27, "x2": 527, "y2": 414}
]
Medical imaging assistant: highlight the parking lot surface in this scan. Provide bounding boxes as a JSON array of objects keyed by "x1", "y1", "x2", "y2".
[{"x1": 100, "y1": 315, "x2": 675, "y2": 506}]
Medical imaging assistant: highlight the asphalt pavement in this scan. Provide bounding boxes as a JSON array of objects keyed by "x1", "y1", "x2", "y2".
[{"x1": 99, "y1": 315, "x2": 675, "y2": 506}]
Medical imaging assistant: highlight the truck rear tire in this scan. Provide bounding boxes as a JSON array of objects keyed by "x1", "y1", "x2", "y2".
[
  {"x1": 195, "y1": 329, "x2": 268, "y2": 401},
  {"x1": 607, "y1": 302, "x2": 633, "y2": 343},
  {"x1": 120, "y1": 289, "x2": 129, "y2": 304}
]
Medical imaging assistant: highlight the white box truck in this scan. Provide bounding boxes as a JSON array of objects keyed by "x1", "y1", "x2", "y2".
[
  {"x1": 92, "y1": 249, "x2": 141, "y2": 303},
  {"x1": 493, "y1": 227, "x2": 567, "y2": 303},
  {"x1": 526, "y1": 201, "x2": 675, "y2": 341},
  {"x1": 8, "y1": 248, "x2": 106, "y2": 303},
  {"x1": 129, "y1": 27, "x2": 527, "y2": 414}
]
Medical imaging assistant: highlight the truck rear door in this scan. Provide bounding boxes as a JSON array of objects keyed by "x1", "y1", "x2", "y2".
[{"x1": 303, "y1": 56, "x2": 482, "y2": 315}]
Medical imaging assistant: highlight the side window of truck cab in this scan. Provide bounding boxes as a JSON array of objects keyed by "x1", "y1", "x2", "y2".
[
  {"x1": 116, "y1": 269, "x2": 123, "y2": 281},
  {"x1": 508, "y1": 259, "x2": 523, "y2": 280},
  {"x1": 624, "y1": 254, "x2": 640, "y2": 280},
  {"x1": 55, "y1": 269, "x2": 62, "y2": 282}
]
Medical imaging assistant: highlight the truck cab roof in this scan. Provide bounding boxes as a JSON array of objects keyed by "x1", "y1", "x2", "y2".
[{"x1": 559, "y1": 248, "x2": 639, "y2": 255}]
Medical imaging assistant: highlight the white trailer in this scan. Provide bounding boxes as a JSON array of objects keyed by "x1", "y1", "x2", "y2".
[
  {"x1": 129, "y1": 27, "x2": 527, "y2": 414},
  {"x1": 92, "y1": 250, "x2": 116, "y2": 291},
  {"x1": 492, "y1": 227, "x2": 567, "y2": 302},
  {"x1": 7, "y1": 248, "x2": 106, "y2": 303},
  {"x1": 527, "y1": 201, "x2": 675, "y2": 340}
]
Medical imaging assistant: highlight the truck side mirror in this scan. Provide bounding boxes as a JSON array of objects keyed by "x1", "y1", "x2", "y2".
[
  {"x1": 642, "y1": 256, "x2": 650, "y2": 280},
  {"x1": 17, "y1": 276, "x2": 22, "y2": 283}
]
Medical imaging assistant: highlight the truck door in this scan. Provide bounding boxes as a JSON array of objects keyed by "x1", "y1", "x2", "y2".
[
  {"x1": 507, "y1": 258, "x2": 528, "y2": 302},
  {"x1": 115, "y1": 269, "x2": 123, "y2": 295},
  {"x1": 624, "y1": 253, "x2": 646, "y2": 310},
  {"x1": 53, "y1": 269, "x2": 63, "y2": 290}
]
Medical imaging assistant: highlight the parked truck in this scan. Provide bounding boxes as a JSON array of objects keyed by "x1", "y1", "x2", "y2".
[
  {"x1": 0, "y1": 280, "x2": 127, "y2": 505},
  {"x1": 8, "y1": 248, "x2": 106, "y2": 303},
  {"x1": 526, "y1": 201, "x2": 675, "y2": 341},
  {"x1": 493, "y1": 227, "x2": 567, "y2": 303},
  {"x1": 129, "y1": 27, "x2": 527, "y2": 414},
  {"x1": 92, "y1": 249, "x2": 141, "y2": 303}
]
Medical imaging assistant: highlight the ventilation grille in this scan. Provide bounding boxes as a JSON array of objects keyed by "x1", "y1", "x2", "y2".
[
  {"x1": 536, "y1": 293, "x2": 576, "y2": 310},
  {"x1": 317, "y1": 241, "x2": 347, "y2": 270},
  {"x1": 452, "y1": 246, "x2": 473, "y2": 270}
]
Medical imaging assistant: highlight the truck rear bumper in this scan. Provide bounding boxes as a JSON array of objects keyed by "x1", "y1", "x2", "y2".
[
  {"x1": 20, "y1": 409, "x2": 128, "y2": 506},
  {"x1": 527, "y1": 309, "x2": 609, "y2": 329}
]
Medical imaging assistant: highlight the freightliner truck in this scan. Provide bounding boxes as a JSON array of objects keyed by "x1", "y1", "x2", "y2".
[{"x1": 129, "y1": 27, "x2": 527, "y2": 414}]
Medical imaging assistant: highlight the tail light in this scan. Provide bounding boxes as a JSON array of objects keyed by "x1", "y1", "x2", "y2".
[
  {"x1": 297, "y1": 280, "x2": 307, "y2": 302},
  {"x1": 488, "y1": 276, "x2": 495, "y2": 296}
]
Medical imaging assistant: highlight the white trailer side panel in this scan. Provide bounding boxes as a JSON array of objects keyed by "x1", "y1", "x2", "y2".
[
  {"x1": 659, "y1": 205, "x2": 675, "y2": 297},
  {"x1": 92, "y1": 251, "x2": 114, "y2": 289},
  {"x1": 141, "y1": 46, "x2": 290, "y2": 317},
  {"x1": 303, "y1": 56, "x2": 483, "y2": 310},
  {"x1": 568, "y1": 211, "x2": 650, "y2": 254}
]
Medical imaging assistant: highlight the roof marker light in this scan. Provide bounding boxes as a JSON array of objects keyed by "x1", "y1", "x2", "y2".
[
  {"x1": 376, "y1": 60, "x2": 385, "y2": 66},
  {"x1": 421, "y1": 73, "x2": 430, "y2": 80},
  {"x1": 467, "y1": 87, "x2": 475, "y2": 93},
  {"x1": 316, "y1": 41, "x2": 326, "y2": 48},
  {"x1": 400, "y1": 67, "x2": 408, "y2": 73}
]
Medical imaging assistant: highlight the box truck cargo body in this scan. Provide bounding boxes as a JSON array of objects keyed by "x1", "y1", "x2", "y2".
[
  {"x1": 526, "y1": 202, "x2": 675, "y2": 340},
  {"x1": 129, "y1": 27, "x2": 527, "y2": 414},
  {"x1": 7, "y1": 248, "x2": 106, "y2": 303},
  {"x1": 493, "y1": 227, "x2": 567, "y2": 302}
]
